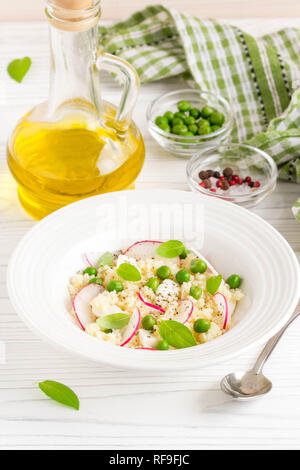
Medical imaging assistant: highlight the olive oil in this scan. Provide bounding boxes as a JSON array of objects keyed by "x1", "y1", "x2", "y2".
[{"x1": 7, "y1": 105, "x2": 145, "y2": 219}]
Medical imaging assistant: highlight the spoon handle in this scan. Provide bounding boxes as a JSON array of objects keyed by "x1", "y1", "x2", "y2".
[{"x1": 252, "y1": 301, "x2": 300, "y2": 375}]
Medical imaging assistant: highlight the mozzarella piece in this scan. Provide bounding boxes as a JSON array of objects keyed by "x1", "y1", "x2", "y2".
[
  {"x1": 116, "y1": 254, "x2": 141, "y2": 272},
  {"x1": 156, "y1": 279, "x2": 179, "y2": 302},
  {"x1": 91, "y1": 293, "x2": 122, "y2": 318},
  {"x1": 138, "y1": 329, "x2": 159, "y2": 349}
]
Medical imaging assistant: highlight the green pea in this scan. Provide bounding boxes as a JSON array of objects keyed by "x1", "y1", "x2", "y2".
[
  {"x1": 83, "y1": 267, "x2": 97, "y2": 276},
  {"x1": 226, "y1": 274, "x2": 241, "y2": 289},
  {"x1": 201, "y1": 106, "x2": 214, "y2": 119},
  {"x1": 107, "y1": 280, "x2": 124, "y2": 292},
  {"x1": 156, "y1": 340, "x2": 169, "y2": 350},
  {"x1": 164, "y1": 111, "x2": 174, "y2": 122},
  {"x1": 178, "y1": 100, "x2": 192, "y2": 112},
  {"x1": 88, "y1": 277, "x2": 103, "y2": 285},
  {"x1": 184, "y1": 116, "x2": 196, "y2": 126},
  {"x1": 190, "y1": 258, "x2": 207, "y2": 274},
  {"x1": 155, "y1": 116, "x2": 168, "y2": 127},
  {"x1": 146, "y1": 277, "x2": 160, "y2": 293},
  {"x1": 211, "y1": 125, "x2": 221, "y2": 132},
  {"x1": 194, "y1": 318, "x2": 211, "y2": 333},
  {"x1": 189, "y1": 108, "x2": 201, "y2": 119},
  {"x1": 158, "y1": 123, "x2": 171, "y2": 132},
  {"x1": 172, "y1": 117, "x2": 184, "y2": 127},
  {"x1": 189, "y1": 124, "x2": 198, "y2": 135},
  {"x1": 156, "y1": 265, "x2": 171, "y2": 280},
  {"x1": 198, "y1": 126, "x2": 212, "y2": 135},
  {"x1": 182, "y1": 131, "x2": 194, "y2": 137},
  {"x1": 179, "y1": 246, "x2": 190, "y2": 259},
  {"x1": 197, "y1": 119, "x2": 211, "y2": 135},
  {"x1": 172, "y1": 124, "x2": 188, "y2": 136},
  {"x1": 209, "y1": 111, "x2": 225, "y2": 126},
  {"x1": 104, "y1": 329, "x2": 113, "y2": 334},
  {"x1": 176, "y1": 269, "x2": 191, "y2": 284},
  {"x1": 142, "y1": 315, "x2": 157, "y2": 330},
  {"x1": 198, "y1": 118, "x2": 210, "y2": 127},
  {"x1": 174, "y1": 111, "x2": 186, "y2": 120},
  {"x1": 189, "y1": 285, "x2": 202, "y2": 300}
]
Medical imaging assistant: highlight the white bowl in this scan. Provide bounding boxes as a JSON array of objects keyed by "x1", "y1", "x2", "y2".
[{"x1": 7, "y1": 190, "x2": 300, "y2": 371}]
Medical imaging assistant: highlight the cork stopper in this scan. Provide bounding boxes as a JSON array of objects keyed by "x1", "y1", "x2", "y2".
[
  {"x1": 46, "y1": 0, "x2": 101, "y2": 31},
  {"x1": 53, "y1": 0, "x2": 93, "y2": 9}
]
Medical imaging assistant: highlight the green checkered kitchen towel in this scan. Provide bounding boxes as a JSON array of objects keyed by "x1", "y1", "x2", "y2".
[{"x1": 99, "y1": 4, "x2": 300, "y2": 219}]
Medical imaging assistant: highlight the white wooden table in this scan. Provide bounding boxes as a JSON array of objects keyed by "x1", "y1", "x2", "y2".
[{"x1": 1, "y1": 19, "x2": 300, "y2": 450}]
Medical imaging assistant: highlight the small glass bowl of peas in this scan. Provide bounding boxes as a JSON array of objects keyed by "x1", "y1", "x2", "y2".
[{"x1": 147, "y1": 89, "x2": 233, "y2": 157}]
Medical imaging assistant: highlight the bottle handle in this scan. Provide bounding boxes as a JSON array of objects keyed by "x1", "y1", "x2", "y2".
[{"x1": 96, "y1": 52, "x2": 140, "y2": 134}]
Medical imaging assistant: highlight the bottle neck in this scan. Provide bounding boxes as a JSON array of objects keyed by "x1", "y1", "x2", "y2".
[
  {"x1": 48, "y1": 24, "x2": 101, "y2": 118},
  {"x1": 46, "y1": 1, "x2": 102, "y2": 120}
]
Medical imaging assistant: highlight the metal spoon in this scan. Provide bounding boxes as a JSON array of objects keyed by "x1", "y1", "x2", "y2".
[{"x1": 221, "y1": 303, "x2": 300, "y2": 400}]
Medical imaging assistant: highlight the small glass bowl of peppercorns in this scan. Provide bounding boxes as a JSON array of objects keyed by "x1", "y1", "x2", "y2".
[
  {"x1": 147, "y1": 89, "x2": 233, "y2": 157},
  {"x1": 186, "y1": 143, "x2": 278, "y2": 208}
]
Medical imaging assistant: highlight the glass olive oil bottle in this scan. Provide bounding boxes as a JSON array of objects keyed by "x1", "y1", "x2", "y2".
[{"x1": 7, "y1": 0, "x2": 145, "y2": 219}]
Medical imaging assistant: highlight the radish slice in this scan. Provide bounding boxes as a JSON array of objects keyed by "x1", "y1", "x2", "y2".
[
  {"x1": 190, "y1": 246, "x2": 219, "y2": 276},
  {"x1": 124, "y1": 241, "x2": 180, "y2": 264},
  {"x1": 124, "y1": 241, "x2": 162, "y2": 258},
  {"x1": 190, "y1": 248, "x2": 237, "y2": 329},
  {"x1": 173, "y1": 299, "x2": 194, "y2": 324},
  {"x1": 228, "y1": 299, "x2": 236, "y2": 316},
  {"x1": 138, "y1": 291, "x2": 165, "y2": 313},
  {"x1": 120, "y1": 307, "x2": 141, "y2": 347},
  {"x1": 190, "y1": 247, "x2": 232, "y2": 291},
  {"x1": 83, "y1": 252, "x2": 93, "y2": 267},
  {"x1": 83, "y1": 252, "x2": 102, "y2": 268},
  {"x1": 214, "y1": 292, "x2": 229, "y2": 329},
  {"x1": 73, "y1": 284, "x2": 104, "y2": 331}
]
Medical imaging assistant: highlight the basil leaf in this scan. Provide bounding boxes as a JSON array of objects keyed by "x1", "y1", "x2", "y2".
[
  {"x1": 38, "y1": 381, "x2": 79, "y2": 410},
  {"x1": 96, "y1": 313, "x2": 130, "y2": 329},
  {"x1": 159, "y1": 320, "x2": 197, "y2": 349},
  {"x1": 156, "y1": 240, "x2": 185, "y2": 258},
  {"x1": 116, "y1": 263, "x2": 141, "y2": 281},
  {"x1": 97, "y1": 251, "x2": 113, "y2": 268},
  {"x1": 7, "y1": 57, "x2": 31, "y2": 83},
  {"x1": 206, "y1": 274, "x2": 222, "y2": 295}
]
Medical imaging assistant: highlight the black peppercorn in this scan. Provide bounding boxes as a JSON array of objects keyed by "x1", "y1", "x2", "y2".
[
  {"x1": 221, "y1": 179, "x2": 230, "y2": 190},
  {"x1": 199, "y1": 170, "x2": 208, "y2": 180},
  {"x1": 223, "y1": 167, "x2": 233, "y2": 178},
  {"x1": 203, "y1": 178, "x2": 212, "y2": 189}
]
